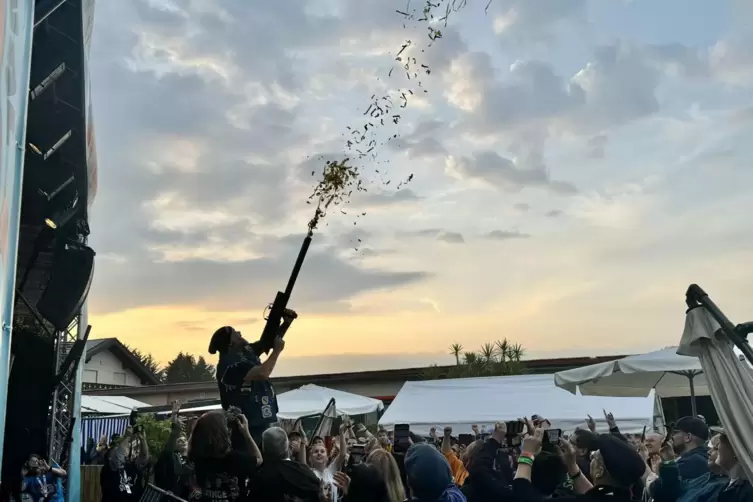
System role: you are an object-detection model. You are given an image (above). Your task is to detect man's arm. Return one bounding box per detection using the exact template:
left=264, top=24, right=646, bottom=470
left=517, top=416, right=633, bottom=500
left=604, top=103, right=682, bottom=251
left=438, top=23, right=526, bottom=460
left=243, top=346, right=283, bottom=383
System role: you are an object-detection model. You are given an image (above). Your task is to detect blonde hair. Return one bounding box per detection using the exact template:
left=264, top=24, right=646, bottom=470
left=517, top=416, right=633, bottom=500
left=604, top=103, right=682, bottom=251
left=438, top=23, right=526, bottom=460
left=366, top=448, right=406, bottom=502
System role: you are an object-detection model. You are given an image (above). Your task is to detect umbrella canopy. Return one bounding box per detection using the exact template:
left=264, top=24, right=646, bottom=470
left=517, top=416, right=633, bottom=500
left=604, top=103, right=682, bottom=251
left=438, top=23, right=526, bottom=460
left=554, top=347, right=707, bottom=399
left=679, top=301, right=753, bottom=481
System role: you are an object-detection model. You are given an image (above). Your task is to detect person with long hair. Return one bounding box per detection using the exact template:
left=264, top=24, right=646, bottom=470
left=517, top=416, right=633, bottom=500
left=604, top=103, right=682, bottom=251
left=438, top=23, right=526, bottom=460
left=188, top=410, right=261, bottom=502
left=366, top=448, right=406, bottom=502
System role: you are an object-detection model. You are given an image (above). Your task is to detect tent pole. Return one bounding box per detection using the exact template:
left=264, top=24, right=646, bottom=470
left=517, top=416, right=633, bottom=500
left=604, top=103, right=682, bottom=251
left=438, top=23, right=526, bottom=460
left=688, top=373, right=697, bottom=416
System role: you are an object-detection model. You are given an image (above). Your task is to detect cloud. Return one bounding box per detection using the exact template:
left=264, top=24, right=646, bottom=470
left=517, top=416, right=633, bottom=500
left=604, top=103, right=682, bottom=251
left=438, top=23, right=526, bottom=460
left=446, top=152, right=577, bottom=194
left=437, top=232, right=465, bottom=244
left=491, top=0, right=587, bottom=46
left=514, top=202, right=531, bottom=212
left=90, top=237, right=431, bottom=314
left=545, top=209, right=563, bottom=218
left=485, top=230, right=531, bottom=240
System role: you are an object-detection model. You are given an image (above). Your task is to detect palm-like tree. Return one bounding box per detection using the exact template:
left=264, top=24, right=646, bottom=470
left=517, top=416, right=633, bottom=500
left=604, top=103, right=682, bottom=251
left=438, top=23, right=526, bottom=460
left=495, top=339, right=509, bottom=362
left=480, top=342, right=495, bottom=362
left=449, top=343, right=464, bottom=365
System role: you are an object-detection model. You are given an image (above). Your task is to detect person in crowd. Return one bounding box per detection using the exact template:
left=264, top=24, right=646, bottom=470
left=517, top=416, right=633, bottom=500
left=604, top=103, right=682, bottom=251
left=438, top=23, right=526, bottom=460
left=570, top=429, right=599, bottom=481
left=289, top=423, right=308, bottom=464
left=555, top=434, right=645, bottom=502
left=530, top=449, right=569, bottom=498
left=249, top=426, right=323, bottom=501
left=20, top=455, right=67, bottom=502
left=651, top=433, right=723, bottom=502
left=377, top=428, right=393, bottom=452
left=644, top=433, right=664, bottom=473
left=405, top=443, right=466, bottom=501
left=335, top=463, right=391, bottom=502
left=653, top=428, right=752, bottom=502
left=209, top=325, right=287, bottom=447
left=99, top=427, right=149, bottom=502
left=432, top=426, right=469, bottom=486
left=366, top=447, right=406, bottom=502
left=187, top=409, right=262, bottom=502
left=155, top=401, right=193, bottom=498
left=310, top=422, right=348, bottom=502
left=649, top=416, right=709, bottom=499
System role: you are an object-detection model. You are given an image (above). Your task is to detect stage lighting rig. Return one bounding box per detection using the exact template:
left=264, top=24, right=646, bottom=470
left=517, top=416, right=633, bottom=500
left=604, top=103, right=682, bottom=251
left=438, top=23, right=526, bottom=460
left=37, top=175, right=80, bottom=231
left=27, top=130, right=72, bottom=161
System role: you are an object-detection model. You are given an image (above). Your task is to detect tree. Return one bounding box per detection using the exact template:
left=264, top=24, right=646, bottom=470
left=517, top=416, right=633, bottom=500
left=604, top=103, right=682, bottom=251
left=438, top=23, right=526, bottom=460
left=164, top=352, right=215, bottom=383
left=449, top=343, right=463, bottom=365
left=424, top=338, right=525, bottom=380
left=126, top=345, right=164, bottom=381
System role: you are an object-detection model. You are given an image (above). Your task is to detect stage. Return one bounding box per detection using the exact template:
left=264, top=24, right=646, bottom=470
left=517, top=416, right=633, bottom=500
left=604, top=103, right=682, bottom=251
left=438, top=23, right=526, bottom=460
left=0, top=1, right=97, bottom=500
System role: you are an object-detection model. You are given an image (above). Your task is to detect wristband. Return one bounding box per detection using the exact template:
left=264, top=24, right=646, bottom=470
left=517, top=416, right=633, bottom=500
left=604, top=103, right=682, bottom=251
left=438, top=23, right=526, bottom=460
left=661, top=459, right=676, bottom=466
left=569, top=469, right=582, bottom=479
left=519, top=452, right=535, bottom=460
left=517, top=456, right=534, bottom=467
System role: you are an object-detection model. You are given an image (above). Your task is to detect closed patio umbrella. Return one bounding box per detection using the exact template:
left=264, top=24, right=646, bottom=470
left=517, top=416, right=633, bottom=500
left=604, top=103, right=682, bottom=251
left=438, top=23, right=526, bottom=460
left=681, top=284, right=753, bottom=482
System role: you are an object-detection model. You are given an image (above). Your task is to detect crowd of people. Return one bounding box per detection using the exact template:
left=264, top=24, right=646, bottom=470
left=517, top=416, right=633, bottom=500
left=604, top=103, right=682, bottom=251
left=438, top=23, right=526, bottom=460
left=81, top=406, right=751, bottom=502
left=73, top=326, right=753, bottom=502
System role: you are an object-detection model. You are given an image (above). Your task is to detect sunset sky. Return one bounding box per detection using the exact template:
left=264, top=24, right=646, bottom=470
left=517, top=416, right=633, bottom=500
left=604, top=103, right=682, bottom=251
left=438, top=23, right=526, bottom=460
left=85, top=0, right=753, bottom=376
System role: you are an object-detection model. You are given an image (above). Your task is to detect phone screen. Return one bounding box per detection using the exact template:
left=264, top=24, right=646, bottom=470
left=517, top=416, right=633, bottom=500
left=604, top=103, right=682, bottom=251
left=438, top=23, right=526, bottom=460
left=394, top=424, right=411, bottom=453
left=544, top=429, right=562, bottom=444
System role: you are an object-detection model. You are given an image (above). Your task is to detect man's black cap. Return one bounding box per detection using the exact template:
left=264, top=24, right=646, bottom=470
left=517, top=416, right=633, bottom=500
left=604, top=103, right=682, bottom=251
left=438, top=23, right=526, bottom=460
left=675, top=416, right=709, bottom=441
left=596, top=434, right=646, bottom=487
left=209, top=326, right=233, bottom=354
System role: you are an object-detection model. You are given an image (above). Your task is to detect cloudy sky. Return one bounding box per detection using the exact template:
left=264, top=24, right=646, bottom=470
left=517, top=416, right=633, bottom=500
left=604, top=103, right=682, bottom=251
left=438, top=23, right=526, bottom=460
left=86, top=0, right=753, bottom=376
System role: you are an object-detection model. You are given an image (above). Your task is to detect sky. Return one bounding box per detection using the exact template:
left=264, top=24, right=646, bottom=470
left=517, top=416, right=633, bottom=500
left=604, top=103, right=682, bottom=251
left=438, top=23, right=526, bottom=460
left=85, top=0, right=753, bottom=376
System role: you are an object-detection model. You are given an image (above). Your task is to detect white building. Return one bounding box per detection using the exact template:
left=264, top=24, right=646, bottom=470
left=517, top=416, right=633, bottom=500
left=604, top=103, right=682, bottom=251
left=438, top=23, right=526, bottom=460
left=83, top=338, right=161, bottom=390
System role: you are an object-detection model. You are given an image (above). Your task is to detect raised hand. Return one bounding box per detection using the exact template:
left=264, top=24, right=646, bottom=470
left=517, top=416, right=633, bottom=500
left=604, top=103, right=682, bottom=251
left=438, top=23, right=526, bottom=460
left=586, top=415, right=597, bottom=432
left=603, top=409, right=616, bottom=429
left=522, top=428, right=544, bottom=456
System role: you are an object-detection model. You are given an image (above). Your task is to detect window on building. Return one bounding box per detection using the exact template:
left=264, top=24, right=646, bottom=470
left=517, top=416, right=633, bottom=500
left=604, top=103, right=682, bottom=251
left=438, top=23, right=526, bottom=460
left=83, top=369, right=98, bottom=383
left=112, top=372, right=127, bottom=385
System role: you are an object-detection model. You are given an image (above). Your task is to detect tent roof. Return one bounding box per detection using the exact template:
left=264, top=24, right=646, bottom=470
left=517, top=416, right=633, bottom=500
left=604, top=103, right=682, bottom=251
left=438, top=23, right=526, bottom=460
left=165, top=384, right=384, bottom=420
left=277, top=384, right=384, bottom=420
left=81, top=395, right=151, bottom=415
left=378, top=373, right=656, bottom=436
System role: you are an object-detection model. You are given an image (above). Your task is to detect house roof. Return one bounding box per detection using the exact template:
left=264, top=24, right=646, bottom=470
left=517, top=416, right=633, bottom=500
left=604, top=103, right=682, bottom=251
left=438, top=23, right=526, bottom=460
left=85, top=338, right=162, bottom=385
left=86, top=353, right=627, bottom=396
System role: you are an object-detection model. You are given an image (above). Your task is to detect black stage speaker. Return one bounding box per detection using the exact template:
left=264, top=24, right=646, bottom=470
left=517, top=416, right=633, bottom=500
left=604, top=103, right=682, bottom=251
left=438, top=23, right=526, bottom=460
left=37, top=243, right=95, bottom=330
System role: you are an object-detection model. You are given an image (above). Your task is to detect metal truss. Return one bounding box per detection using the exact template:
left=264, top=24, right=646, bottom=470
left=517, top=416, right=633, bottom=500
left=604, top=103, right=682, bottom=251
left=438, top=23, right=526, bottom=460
left=48, top=312, right=83, bottom=462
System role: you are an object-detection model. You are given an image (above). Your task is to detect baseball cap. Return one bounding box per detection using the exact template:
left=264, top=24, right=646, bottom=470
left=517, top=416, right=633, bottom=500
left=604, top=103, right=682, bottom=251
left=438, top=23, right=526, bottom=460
left=595, top=434, right=646, bottom=487
left=674, top=416, right=709, bottom=441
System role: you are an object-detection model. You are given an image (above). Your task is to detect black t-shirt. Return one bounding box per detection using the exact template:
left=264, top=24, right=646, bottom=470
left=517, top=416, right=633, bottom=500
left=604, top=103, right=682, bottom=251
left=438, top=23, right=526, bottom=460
left=189, top=451, right=258, bottom=502
left=100, top=457, right=142, bottom=502
left=217, top=349, right=278, bottom=427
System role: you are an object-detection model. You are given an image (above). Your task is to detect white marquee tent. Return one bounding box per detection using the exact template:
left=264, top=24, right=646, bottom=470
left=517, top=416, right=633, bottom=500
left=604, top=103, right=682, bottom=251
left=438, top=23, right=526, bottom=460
left=166, top=384, right=384, bottom=420
left=378, top=374, right=658, bottom=436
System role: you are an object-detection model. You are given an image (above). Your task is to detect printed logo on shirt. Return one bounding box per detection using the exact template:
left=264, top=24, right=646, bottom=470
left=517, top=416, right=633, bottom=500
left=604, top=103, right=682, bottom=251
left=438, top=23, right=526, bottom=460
left=261, top=405, right=273, bottom=418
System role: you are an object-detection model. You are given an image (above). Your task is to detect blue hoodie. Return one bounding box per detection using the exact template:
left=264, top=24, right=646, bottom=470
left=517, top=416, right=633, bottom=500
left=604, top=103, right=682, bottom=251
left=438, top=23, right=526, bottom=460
left=405, top=444, right=467, bottom=502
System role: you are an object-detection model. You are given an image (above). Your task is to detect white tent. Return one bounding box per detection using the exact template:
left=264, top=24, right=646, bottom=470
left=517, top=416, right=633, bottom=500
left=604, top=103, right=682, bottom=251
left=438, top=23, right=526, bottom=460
left=553, top=347, right=707, bottom=399
left=378, top=374, right=657, bottom=436
left=277, top=384, right=384, bottom=420
left=169, top=384, right=384, bottom=420
left=81, top=395, right=150, bottom=415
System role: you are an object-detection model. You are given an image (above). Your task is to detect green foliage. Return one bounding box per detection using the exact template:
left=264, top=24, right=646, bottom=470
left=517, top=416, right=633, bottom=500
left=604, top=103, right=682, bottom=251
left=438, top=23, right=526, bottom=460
left=135, top=413, right=174, bottom=459
left=424, top=338, right=526, bottom=380
left=126, top=345, right=165, bottom=381
left=164, top=352, right=215, bottom=383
